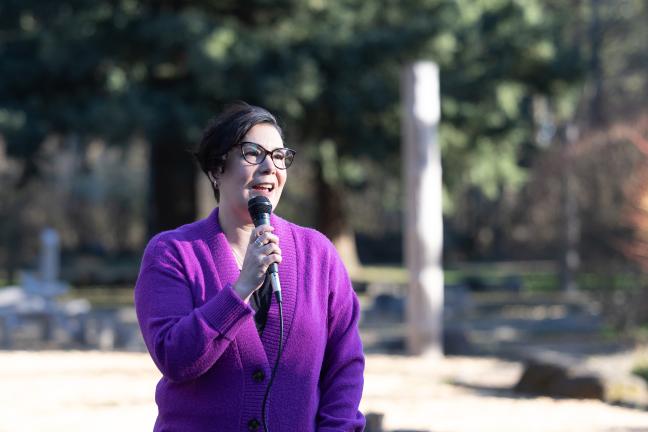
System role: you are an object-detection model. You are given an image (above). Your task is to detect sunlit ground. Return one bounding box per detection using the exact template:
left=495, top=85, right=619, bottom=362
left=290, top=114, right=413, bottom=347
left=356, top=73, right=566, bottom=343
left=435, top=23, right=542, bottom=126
left=2, top=350, right=648, bottom=431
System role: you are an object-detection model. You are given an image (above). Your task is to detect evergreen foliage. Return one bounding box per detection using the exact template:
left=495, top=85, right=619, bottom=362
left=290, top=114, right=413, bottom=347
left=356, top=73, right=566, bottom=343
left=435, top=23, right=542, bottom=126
left=1, top=0, right=641, bottom=260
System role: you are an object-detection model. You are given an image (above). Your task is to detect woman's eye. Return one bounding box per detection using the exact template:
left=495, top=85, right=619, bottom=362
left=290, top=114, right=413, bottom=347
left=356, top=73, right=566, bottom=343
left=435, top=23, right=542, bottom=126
left=244, top=148, right=261, bottom=157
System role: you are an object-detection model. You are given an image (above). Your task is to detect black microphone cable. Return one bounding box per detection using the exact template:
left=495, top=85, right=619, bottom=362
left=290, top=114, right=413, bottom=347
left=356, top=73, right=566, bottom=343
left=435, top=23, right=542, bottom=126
left=262, top=292, right=283, bottom=432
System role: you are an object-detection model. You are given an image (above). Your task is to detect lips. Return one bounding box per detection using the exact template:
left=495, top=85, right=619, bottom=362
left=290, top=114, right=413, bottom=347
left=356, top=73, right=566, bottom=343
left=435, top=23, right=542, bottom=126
left=251, top=183, right=275, bottom=192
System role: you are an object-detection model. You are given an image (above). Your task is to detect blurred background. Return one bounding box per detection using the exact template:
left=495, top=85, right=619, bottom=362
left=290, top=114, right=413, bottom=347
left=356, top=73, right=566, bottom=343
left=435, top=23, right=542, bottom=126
left=2, top=0, right=648, bottom=431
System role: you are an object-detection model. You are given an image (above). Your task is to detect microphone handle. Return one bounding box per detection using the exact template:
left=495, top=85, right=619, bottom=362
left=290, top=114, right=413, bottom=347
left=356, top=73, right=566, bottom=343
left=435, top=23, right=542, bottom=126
left=252, top=213, right=282, bottom=303
left=253, top=214, right=279, bottom=275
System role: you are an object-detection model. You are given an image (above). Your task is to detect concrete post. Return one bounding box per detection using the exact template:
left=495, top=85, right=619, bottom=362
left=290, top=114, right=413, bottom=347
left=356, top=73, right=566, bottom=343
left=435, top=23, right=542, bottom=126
left=401, top=61, right=444, bottom=356
left=40, top=228, right=60, bottom=283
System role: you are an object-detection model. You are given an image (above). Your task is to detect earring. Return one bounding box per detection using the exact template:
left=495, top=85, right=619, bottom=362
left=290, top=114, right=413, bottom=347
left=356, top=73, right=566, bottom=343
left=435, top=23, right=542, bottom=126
left=208, top=173, right=219, bottom=188
left=208, top=172, right=216, bottom=183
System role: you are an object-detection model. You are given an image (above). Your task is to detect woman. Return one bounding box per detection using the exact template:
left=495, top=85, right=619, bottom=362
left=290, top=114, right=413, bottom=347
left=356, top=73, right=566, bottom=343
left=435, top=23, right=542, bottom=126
left=134, top=102, right=365, bottom=431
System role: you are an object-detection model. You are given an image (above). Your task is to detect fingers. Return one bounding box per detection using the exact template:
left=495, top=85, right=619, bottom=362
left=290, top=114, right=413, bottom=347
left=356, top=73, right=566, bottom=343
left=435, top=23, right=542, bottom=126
left=255, top=233, right=279, bottom=248
left=262, top=253, right=282, bottom=267
left=250, top=224, right=274, bottom=240
left=246, top=224, right=282, bottom=269
left=260, top=242, right=281, bottom=257
left=236, top=226, right=282, bottom=300
left=250, top=225, right=279, bottom=248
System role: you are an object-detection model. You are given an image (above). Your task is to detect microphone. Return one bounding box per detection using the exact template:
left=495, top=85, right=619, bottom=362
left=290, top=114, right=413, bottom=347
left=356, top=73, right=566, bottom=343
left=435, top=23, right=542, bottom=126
left=248, top=196, right=282, bottom=303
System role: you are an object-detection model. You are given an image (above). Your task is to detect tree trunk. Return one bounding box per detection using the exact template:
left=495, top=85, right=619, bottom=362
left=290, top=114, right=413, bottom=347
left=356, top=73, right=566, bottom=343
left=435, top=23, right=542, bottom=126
left=560, top=124, right=581, bottom=292
left=314, top=159, right=361, bottom=275
left=147, top=132, right=196, bottom=238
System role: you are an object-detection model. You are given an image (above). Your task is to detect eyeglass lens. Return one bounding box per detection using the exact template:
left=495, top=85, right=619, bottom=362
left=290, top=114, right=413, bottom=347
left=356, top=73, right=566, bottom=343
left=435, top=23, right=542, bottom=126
left=241, top=142, right=295, bottom=169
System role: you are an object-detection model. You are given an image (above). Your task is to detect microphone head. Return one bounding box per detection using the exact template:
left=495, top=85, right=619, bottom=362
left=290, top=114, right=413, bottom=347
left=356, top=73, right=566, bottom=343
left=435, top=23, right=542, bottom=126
left=248, top=196, right=273, bottom=221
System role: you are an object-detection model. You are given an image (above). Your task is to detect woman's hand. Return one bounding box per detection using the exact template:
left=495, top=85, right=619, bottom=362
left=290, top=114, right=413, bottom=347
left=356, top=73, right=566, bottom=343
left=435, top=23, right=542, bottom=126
left=234, top=225, right=282, bottom=301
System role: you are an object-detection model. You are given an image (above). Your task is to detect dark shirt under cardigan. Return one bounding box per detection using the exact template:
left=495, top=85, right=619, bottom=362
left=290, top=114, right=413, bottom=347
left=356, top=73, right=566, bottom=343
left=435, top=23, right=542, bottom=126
left=251, top=275, right=272, bottom=335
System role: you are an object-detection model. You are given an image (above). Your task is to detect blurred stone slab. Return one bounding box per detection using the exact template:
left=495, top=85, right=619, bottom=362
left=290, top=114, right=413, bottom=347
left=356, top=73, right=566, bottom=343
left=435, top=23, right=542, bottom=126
left=0, top=286, right=91, bottom=348
left=364, top=411, right=430, bottom=432
left=0, top=286, right=145, bottom=351
left=514, top=353, right=648, bottom=408
left=514, top=358, right=604, bottom=399
left=80, top=307, right=145, bottom=351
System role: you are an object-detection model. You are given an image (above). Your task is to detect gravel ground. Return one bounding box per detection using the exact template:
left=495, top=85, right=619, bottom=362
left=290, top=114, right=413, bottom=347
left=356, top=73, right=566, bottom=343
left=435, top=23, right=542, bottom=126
left=1, top=350, right=648, bottom=432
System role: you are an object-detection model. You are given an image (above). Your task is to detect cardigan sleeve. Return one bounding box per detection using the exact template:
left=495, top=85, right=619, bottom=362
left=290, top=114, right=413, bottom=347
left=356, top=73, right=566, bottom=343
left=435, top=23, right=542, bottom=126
left=316, top=250, right=366, bottom=431
left=134, top=237, right=253, bottom=383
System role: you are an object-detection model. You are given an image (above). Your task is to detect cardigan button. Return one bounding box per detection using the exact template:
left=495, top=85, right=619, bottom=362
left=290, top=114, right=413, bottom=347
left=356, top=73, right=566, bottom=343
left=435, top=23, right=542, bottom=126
left=247, top=418, right=260, bottom=431
left=252, top=370, right=265, bottom=382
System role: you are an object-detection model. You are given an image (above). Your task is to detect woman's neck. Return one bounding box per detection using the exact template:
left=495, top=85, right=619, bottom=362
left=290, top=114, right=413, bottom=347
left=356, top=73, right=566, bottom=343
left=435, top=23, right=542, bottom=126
left=218, top=204, right=254, bottom=250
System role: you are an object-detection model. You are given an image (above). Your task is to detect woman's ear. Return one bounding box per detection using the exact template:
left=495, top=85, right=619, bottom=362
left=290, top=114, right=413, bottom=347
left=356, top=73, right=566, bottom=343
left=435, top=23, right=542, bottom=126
left=208, top=171, right=219, bottom=187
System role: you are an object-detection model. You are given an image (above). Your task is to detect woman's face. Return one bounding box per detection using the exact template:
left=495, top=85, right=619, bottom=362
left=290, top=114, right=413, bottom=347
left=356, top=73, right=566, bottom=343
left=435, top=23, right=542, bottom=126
left=216, top=123, right=287, bottom=221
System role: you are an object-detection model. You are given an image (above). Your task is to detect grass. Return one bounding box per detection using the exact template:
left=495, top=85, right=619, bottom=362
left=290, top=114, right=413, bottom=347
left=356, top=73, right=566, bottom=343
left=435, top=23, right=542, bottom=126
left=4, top=261, right=645, bottom=307
left=632, top=362, right=648, bottom=384
left=351, top=265, right=408, bottom=285
left=351, top=262, right=648, bottom=301
left=352, top=261, right=560, bottom=290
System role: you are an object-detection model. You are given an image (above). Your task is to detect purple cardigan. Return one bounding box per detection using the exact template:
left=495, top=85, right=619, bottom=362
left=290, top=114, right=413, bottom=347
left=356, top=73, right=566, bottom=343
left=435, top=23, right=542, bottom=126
left=134, top=208, right=365, bottom=431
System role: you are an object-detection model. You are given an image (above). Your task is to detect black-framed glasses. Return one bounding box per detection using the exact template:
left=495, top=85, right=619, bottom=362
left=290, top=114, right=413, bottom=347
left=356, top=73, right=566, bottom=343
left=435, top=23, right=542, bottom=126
left=239, top=141, right=296, bottom=170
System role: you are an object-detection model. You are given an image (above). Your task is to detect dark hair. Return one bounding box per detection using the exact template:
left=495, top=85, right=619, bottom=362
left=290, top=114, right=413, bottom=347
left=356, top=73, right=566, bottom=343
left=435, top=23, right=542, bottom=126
left=194, top=101, right=283, bottom=201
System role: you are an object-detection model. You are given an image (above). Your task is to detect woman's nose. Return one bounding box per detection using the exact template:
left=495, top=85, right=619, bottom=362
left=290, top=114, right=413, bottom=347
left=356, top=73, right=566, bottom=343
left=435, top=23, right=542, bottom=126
left=260, top=154, right=276, bottom=173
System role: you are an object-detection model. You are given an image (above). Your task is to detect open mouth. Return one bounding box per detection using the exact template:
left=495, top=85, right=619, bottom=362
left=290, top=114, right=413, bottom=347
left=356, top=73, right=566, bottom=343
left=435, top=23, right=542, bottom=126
left=251, top=184, right=275, bottom=193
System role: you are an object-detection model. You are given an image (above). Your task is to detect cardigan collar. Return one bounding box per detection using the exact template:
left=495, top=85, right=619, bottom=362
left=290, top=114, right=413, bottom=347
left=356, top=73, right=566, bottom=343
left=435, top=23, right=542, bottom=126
left=206, top=206, right=298, bottom=367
